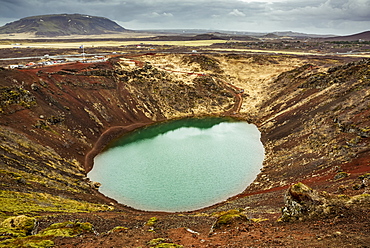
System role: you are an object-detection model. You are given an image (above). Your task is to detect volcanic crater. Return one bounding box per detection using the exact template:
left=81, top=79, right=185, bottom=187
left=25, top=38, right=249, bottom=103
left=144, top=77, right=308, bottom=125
left=0, top=53, right=369, bottom=247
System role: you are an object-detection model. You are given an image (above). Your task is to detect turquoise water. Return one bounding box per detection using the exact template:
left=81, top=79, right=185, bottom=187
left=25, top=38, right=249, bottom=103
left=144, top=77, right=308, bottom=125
left=88, top=118, right=264, bottom=212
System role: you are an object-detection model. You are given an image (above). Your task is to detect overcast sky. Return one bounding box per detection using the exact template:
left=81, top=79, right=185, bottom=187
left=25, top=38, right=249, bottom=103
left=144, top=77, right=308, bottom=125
left=0, top=0, right=369, bottom=35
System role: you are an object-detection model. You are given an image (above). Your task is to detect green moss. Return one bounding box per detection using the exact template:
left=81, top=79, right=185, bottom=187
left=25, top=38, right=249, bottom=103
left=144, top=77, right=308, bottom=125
left=213, top=209, right=248, bottom=228
left=148, top=238, right=183, bottom=248
left=145, top=217, right=158, bottom=226
left=106, top=226, right=128, bottom=234
left=148, top=238, right=167, bottom=246
left=0, top=86, right=36, bottom=110
left=0, top=215, right=36, bottom=238
left=40, top=221, right=94, bottom=237
left=0, top=236, right=54, bottom=248
left=23, top=239, right=54, bottom=248
left=0, top=220, right=93, bottom=247
left=41, top=228, right=73, bottom=237
left=217, top=210, right=244, bottom=225
left=250, top=218, right=269, bottom=223
left=0, top=212, right=9, bottom=222
left=290, top=182, right=313, bottom=194
left=0, top=190, right=113, bottom=215
left=153, top=243, right=183, bottom=248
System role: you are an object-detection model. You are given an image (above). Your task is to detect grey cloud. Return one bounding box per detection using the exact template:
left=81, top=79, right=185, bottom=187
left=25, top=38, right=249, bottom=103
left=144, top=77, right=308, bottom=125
left=0, top=0, right=369, bottom=34
left=228, top=9, right=246, bottom=17
left=266, top=0, right=370, bottom=33
left=271, top=0, right=370, bottom=21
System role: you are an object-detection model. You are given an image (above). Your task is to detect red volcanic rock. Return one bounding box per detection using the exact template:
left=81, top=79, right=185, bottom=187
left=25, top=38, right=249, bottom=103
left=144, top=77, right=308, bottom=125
left=0, top=54, right=369, bottom=247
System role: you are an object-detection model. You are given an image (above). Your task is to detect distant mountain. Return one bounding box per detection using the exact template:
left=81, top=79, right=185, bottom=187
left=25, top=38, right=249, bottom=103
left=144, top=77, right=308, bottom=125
left=139, top=29, right=269, bottom=36
left=323, top=31, right=370, bottom=41
left=138, top=29, right=334, bottom=39
left=0, top=14, right=127, bottom=37
left=137, top=33, right=257, bottom=42
left=261, top=33, right=281, bottom=38
left=271, top=31, right=333, bottom=38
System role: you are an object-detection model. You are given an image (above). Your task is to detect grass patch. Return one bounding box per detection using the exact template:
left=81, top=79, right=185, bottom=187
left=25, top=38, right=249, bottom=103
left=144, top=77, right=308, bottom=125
left=145, top=217, right=158, bottom=226
left=0, top=219, right=94, bottom=248
left=40, top=221, right=94, bottom=237
left=211, top=209, right=249, bottom=229
left=148, top=238, right=183, bottom=248
left=0, top=215, right=36, bottom=238
left=0, top=236, right=54, bottom=248
left=0, top=190, right=113, bottom=217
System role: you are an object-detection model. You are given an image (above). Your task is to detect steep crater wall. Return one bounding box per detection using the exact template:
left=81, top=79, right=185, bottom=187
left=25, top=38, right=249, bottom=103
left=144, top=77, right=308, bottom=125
left=0, top=57, right=236, bottom=208
left=0, top=54, right=369, bottom=212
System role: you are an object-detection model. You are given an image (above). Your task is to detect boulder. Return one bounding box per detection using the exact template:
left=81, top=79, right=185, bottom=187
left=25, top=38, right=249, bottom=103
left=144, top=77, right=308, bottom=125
left=281, top=183, right=329, bottom=221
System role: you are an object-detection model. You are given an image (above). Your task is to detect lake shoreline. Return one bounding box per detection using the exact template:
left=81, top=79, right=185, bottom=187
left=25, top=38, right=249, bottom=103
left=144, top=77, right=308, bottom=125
left=87, top=119, right=264, bottom=212
left=84, top=122, right=153, bottom=173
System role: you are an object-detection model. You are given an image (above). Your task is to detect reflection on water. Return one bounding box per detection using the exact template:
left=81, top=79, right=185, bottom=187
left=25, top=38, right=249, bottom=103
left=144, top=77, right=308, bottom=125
left=88, top=118, right=264, bottom=212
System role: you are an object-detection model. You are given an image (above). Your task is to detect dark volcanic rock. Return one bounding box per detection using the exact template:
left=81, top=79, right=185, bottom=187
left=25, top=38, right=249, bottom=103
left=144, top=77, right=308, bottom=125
left=281, top=182, right=370, bottom=222
left=281, top=183, right=329, bottom=221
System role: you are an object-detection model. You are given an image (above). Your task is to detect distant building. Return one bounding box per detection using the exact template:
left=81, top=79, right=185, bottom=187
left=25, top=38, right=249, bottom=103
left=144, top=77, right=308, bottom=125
left=26, top=62, right=35, bottom=67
